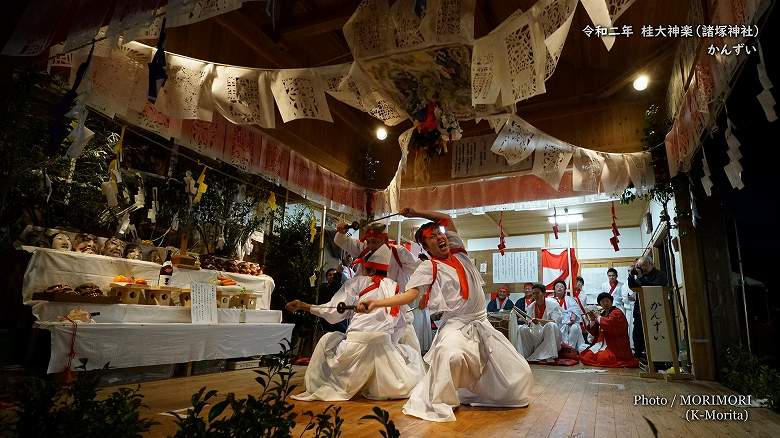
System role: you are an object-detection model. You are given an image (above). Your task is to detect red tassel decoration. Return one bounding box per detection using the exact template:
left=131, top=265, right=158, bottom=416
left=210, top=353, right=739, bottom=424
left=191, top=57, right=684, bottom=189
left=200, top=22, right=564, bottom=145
left=610, top=201, right=620, bottom=251
left=498, top=211, right=506, bottom=255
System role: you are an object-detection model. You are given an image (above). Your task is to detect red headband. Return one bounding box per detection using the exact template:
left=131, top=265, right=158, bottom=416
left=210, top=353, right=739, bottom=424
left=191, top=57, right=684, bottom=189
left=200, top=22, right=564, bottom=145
left=360, top=230, right=388, bottom=242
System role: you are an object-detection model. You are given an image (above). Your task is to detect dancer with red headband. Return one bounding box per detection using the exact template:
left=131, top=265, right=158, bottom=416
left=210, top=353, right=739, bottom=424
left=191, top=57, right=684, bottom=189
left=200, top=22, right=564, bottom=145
left=285, top=248, right=424, bottom=402
left=357, top=207, right=532, bottom=422
left=335, top=221, right=431, bottom=352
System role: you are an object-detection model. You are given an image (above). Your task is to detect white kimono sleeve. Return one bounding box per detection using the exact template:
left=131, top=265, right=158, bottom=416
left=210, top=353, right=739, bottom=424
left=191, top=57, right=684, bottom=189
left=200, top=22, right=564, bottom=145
left=334, top=232, right=365, bottom=258
left=396, top=244, right=420, bottom=279
left=310, top=280, right=358, bottom=324
left=406, top=261, right=450, bottom=313
left=548, top=300, right=563, bottom=325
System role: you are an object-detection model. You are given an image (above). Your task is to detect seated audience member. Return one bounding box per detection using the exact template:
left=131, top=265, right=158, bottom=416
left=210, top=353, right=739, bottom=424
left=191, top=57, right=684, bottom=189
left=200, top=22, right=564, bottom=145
left=580, top=292, right=639, bottom=368
left=286, top=249, right=424, bottom=401
left=487, top=284, right=515, bottom=312
left=600, top=267, right=633, bottom=347
left=552, top=280, right=586, bottom=352
left=515, top=284, right=562, bottom=362
left=573, top=276, right=585, bottom=299
left=600, top=268, right=625, bottom=308
left=517, top=282, right=534, bottom=313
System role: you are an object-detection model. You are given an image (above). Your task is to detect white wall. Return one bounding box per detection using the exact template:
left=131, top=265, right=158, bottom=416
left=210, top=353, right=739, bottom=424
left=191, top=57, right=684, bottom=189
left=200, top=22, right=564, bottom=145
left=467, top=234, right=545, bottom=251
left=466, top=227, right=643, bottom=260
left=576, top=227, right=644, bottom=259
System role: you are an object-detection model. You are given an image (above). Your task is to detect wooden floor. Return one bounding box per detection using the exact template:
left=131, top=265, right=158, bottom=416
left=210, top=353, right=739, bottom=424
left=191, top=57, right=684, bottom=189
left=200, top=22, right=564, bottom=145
left=110, top=364, right=780, bottom=437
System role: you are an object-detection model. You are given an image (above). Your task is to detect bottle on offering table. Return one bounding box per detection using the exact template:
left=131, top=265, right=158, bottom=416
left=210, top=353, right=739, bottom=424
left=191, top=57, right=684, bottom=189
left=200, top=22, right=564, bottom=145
left=159, top=250, right=173, bottom=287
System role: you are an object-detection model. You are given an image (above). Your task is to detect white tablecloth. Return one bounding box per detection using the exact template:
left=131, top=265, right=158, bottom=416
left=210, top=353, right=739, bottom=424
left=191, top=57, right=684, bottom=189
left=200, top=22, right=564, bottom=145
left=36, top=322, right=294, bottom=374
left=30, top=301, right=282, bottom=324
left=22, top=247, right=274, bottom=309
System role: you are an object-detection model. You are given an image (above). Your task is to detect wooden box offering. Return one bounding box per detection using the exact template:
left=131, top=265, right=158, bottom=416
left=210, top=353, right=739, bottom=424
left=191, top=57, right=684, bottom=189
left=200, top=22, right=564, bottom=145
left=179, top=289, right=192, bottom=307
left=145, top=287, right=178, bottom=306
left=217, top=291, right=231, bottom=308
left=228, top=293, right=257, bottom=310
left=109, top=284, right=146, bottom=304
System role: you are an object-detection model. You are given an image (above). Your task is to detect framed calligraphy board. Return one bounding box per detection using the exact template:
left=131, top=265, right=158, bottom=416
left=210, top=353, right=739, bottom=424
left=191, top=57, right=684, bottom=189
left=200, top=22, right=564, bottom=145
left=637, top=286, right=689, bottom=380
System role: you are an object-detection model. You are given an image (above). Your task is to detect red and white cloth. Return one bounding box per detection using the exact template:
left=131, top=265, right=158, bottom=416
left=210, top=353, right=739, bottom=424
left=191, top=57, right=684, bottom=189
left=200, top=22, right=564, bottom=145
left=541, top=248, right=579, bottom=290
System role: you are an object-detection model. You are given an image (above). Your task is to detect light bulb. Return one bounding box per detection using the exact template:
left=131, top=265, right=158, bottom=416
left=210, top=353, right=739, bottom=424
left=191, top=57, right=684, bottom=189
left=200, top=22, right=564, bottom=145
left=376, top=127, right=388, bottom=140
left=633, top=75, right=649, bottom=91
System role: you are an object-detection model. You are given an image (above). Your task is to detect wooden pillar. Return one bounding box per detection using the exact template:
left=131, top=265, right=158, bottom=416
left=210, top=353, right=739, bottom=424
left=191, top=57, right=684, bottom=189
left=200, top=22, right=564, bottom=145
left=697, top=190, right=745, bottom=372
left=674, top=181, right=716, bottom=380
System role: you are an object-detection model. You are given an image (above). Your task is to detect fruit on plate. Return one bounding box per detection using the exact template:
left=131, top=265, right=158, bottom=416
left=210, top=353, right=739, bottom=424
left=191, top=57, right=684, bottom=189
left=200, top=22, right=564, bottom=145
left=134, top=277, right=147, bottom=285
left=113, top=275, right=131, bottom=283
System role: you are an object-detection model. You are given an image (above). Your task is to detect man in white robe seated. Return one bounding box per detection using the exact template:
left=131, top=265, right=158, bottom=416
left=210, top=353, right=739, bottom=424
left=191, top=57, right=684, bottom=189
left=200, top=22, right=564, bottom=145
left=335, top=221, right=425, bottom=352
left=285, top=249, right=425, bottom=402
left=358, top=208, right=533, bottom=422
left=552, top=280, right=587, bottom=352
left=516, top=284, right=562, bottom=362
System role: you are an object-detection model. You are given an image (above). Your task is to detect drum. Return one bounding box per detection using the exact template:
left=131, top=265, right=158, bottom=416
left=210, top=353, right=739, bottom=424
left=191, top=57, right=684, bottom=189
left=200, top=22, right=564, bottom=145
left=488, top=313, right=510, bottom=340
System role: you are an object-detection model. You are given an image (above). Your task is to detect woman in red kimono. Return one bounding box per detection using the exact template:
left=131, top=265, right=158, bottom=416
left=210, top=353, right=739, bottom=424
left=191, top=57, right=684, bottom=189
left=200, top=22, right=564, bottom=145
left=580, top=292, right=639, bottom=368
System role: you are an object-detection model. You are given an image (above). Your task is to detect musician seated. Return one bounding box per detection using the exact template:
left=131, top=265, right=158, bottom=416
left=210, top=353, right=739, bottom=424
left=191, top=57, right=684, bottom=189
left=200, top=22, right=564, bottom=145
left=552, top=280, right=586, bottom=353
left=487, top=284, right=515, bottom=312
left=285, top=250, right=425, bottom=401
left=579, top=293, right=639, bottom=368
left=514, top=283, right=563, bottom=362
left=516, top=282, right=535, bottom=315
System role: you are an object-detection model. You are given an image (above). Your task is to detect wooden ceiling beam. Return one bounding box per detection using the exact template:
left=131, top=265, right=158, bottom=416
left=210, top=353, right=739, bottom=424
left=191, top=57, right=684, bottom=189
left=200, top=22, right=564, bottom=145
left=280, top=15, right=350, bottom=42
left=214, top=12, right=376, bottom=146
left=517, top=40, right=676, bottom=118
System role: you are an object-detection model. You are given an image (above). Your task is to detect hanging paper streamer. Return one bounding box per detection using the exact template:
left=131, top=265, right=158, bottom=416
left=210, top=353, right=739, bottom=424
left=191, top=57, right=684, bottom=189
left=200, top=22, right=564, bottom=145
left=531, top=136, right=573, bottom=190
left=216, top=226, right=226, bottom=250
left=101, top=178, right=118, bottom=208
left=552, top=206, right=559, bottom=240
left=580, top=0, right=616, bottom=51
left=572, top=148, right=605, bottom=193
left=310, top=214, right=317, bottom=243
left=65, top=109, right=95, bottom=158
left=112, top=127, right=125, bottom=163
left=267, top=192, right=278, bottom=210
left=148, top=187, right=158, bottom=223
left=498, top=211, right=506, bottom=255
left=147, top=18, right=167, bottom=103
left=701, top=150, right=714, bottom=197
left=193, top=166, right=208, bottom=204
left=723, top=114, right=745, bottom=190
left=44, top=172, right=53, bottom=203
left=755, top=42, right=777, bottom=122
left=600, top=153, right=631, bottom=195
left=609, top=201, right=620, bottom=251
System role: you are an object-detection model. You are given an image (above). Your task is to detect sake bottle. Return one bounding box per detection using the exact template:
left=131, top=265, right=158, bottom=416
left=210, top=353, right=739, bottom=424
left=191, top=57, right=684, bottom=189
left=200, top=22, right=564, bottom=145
left=158, top=250, right=173, bottom=287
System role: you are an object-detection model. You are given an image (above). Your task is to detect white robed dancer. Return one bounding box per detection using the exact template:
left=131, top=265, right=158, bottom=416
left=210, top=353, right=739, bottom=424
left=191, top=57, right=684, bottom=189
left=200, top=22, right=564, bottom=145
left=552, top=280, right=587, bottom=352
left=335, top=221, right=430, bottom=352
left=516, top=285, right=563, bottom=362
left=600, top=267, right=633, bottom=348
left=286, top=250, right=424, bottom=401
left=358, top=208, right=532, bottom=422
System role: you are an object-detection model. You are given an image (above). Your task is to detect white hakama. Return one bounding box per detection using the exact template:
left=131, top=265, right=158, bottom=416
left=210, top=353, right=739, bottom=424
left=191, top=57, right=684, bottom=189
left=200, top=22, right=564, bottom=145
left=292, top=276, right=425, bottom=401
left=411, top=298, right=433, bottom=352
left=515, top=298, right=563, bottom=361
left=334, top=232, right=429, bottom=352
left=558, top=295, right=586, bottom=353
left=402, top=231, right=532, bottom=422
